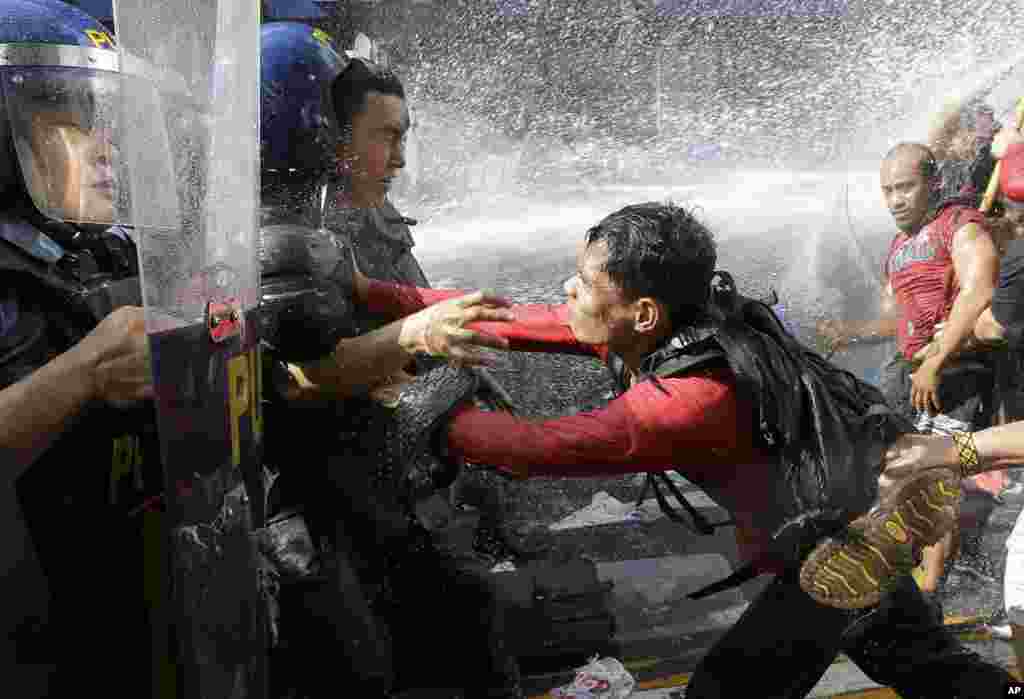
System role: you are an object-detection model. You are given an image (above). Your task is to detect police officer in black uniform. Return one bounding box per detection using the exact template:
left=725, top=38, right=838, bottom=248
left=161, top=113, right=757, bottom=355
left=0, top=2, right=164, bottom=696
left=257, top=23, right=521, bottom=698
left=319, top=54, right=526, bottom=699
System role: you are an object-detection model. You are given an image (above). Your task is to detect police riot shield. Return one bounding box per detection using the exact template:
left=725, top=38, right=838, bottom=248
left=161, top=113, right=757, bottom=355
left=112, top=1, right=264, bottom=697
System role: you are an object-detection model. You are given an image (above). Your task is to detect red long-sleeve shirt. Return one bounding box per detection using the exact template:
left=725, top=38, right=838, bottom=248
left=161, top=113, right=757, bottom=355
left=365, top=279, right=781, bottom=572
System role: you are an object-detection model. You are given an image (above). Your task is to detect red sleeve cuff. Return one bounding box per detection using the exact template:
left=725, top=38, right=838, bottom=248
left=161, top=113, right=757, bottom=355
left=364, top=279, right=466, bottom=318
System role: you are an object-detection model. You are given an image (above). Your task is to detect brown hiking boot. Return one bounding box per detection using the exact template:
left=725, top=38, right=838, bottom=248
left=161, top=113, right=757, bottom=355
left=800, top=468, right=961, bottom=609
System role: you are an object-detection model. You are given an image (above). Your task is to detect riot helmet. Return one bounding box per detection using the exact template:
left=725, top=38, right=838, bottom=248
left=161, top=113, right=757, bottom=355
left=260, top=22, right=347, bottom=178
left=0, top=0, right=129, bottom=228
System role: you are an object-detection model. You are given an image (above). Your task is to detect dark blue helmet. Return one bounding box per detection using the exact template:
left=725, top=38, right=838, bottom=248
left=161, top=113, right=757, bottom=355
left=0, top=0, right=121, bottom=224
left=261, top=22, right=348, bottom=176
left=0, top=0, right=114, bottom=47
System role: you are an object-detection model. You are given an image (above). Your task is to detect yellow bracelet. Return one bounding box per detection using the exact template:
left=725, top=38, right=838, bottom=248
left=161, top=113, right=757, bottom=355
left=951, top=431, right=981, bottom=479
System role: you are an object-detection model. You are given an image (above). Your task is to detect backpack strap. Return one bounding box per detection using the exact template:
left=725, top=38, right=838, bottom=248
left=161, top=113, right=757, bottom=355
left=639, top=338, right=734, bottom=535
left=651, top=349, right=726, bottom=379
left=687, top=562, right=759, bottom=600
left=645, top=472, right=734, bottom=536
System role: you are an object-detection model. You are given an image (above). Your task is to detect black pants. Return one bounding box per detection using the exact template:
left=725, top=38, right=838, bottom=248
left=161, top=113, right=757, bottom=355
left=278, top=542, right=519, bottom=697
left=276, top=548, right=394, bottom=697
left=277, top=448, right=520, bottom=697
left=686, top=572, right=1012, bottom=698
left=387, top=549, right=521, bottom=696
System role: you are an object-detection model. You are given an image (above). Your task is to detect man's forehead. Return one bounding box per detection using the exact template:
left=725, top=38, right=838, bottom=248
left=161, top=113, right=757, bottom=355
left=362, top=92, right=409, bottom=130
left=880, top=156, right=922, bottom=184
left=577, top=239, right=609, bottom=269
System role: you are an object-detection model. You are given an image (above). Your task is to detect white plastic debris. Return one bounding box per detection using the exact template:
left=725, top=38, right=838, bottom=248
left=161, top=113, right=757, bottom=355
left=548, top=488, right=720, bottom=531
left=988, top=624, right=1013, bottom=641
left=548, top=492, right=642, bottom=531
left=550, top=655, right=636, bottom=698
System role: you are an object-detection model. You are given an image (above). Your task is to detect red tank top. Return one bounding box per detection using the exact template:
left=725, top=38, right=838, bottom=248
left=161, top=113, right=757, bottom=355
left=884, top=205, right=987, bottom=360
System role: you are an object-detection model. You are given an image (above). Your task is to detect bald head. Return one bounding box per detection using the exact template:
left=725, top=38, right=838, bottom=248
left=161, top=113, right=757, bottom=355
left=880, top=142, right=936, bottom=234
left=883, top=142, right=937, bottom=180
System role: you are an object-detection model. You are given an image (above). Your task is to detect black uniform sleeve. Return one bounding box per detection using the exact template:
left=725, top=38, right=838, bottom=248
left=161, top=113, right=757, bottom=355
left=259, top=225, right=358, bottom=363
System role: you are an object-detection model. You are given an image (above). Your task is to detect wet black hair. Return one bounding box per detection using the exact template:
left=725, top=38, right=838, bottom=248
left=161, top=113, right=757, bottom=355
left=584, top=202, right=717, bottom=329
left=329, top=58, right=405, bottom=143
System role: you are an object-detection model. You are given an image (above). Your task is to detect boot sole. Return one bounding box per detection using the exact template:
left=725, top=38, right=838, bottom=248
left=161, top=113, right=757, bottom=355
left=799, top=468, right=961, bottom=610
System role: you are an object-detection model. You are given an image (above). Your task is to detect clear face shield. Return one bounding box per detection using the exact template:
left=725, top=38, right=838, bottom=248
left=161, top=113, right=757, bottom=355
left=2, top=66, right=124, bottom=225
left=0, top=47, right=182, bottom=232
left=0, top=46, right=177, bottom=229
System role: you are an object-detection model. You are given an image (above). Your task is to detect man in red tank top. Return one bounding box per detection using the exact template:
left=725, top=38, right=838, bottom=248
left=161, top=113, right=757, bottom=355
left=821, top=143, right=1000, bottom=614
left=823, top=144, right=998, bottom=422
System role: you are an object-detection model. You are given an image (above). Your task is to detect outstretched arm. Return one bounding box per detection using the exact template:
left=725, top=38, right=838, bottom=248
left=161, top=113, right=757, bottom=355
left=817, top=283, right=899, bottom=352
left=884, top=420, right=1024, bottom=484
left=445, top=369, right=750, bottom=481
left=293, top=291, right=514, bottom=400
left=361, top=276, right=603, bottom=358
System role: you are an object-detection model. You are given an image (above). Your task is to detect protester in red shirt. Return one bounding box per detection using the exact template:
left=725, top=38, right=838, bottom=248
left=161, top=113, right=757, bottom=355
left=356, top=202, right=1009, bottom=697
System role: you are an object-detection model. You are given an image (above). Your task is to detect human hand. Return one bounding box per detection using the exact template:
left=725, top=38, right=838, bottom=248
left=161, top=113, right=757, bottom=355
left=398, top=290, right=515, bottom=365
left=910, top=355, right=943, bottom=414
left=816, top=319, right=852, bottom=355
left=879, top=433, right=957, bottom=496
left=77, top=306, right=153, bottom=406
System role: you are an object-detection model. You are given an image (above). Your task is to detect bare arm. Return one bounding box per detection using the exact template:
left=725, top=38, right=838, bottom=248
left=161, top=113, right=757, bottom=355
left=908, top=223, right=999, bottom=413
left=295, top=290, right=513, bottom=401
left=974, top=307, right=1006, bottom=343
left=294, top=317, right=419, bottom=400
left=850, top=284, right=900, bottom=339
left=0, top=344, right=96, bottom=476
left=884, top=421, right=1024, bottom=485
left=932, top=223, right=999, bottom=367
left=971, top=423, right=1024, bottom=470
left=818, top=284, right=898, bottom=349
left=0, top=306, right=150, bottom=477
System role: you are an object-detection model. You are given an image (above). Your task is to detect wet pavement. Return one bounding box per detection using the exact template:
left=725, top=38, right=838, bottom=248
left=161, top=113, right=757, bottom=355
left=513, top=486, right=1024, bottom=697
